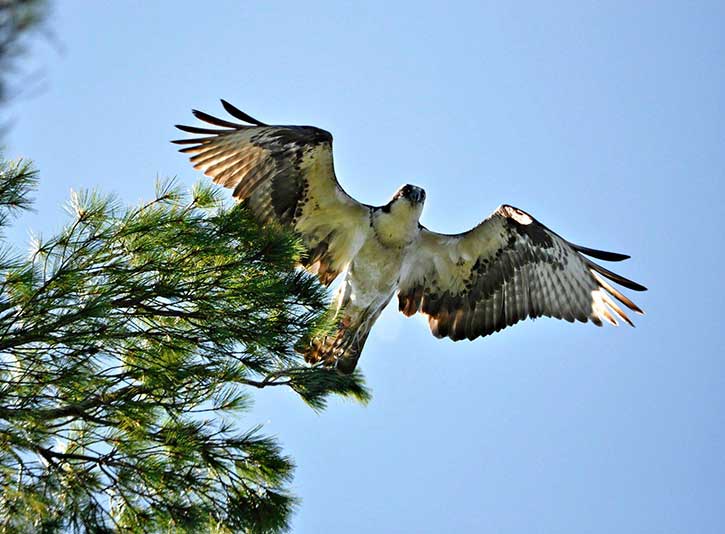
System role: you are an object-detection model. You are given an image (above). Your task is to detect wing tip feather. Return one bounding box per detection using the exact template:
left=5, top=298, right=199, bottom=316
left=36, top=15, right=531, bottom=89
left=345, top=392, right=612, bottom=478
left=586, top=259, right=647, bottom=292
left=571, top=243, right=631, bottom=262
left=220, top=99, right=268, bottom=126
left=192, top=108, right=245, bottom=129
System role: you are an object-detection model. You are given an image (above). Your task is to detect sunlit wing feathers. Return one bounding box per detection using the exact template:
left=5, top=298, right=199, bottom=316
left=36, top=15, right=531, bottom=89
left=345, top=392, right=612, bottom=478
left=173, top=100, right=370, bottom=284
left=398, top=204, right=646, bottom=341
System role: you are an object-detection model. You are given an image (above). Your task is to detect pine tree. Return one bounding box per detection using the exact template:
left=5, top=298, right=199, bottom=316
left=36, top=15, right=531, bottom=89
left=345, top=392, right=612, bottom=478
left=0, top=0, right=48, bottom=108
left=0, top=156, right=369, bottom=533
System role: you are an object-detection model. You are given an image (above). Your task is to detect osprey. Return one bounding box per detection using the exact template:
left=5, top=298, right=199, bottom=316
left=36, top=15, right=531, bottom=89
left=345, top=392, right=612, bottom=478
left=174, top=101, right=646, bottom=373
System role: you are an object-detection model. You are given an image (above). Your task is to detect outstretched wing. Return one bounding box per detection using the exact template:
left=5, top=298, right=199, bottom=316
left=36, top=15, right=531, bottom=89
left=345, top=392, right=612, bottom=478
left=398, top=205, right=646, bottom=340
left=173, top=100, right=370, bottom=284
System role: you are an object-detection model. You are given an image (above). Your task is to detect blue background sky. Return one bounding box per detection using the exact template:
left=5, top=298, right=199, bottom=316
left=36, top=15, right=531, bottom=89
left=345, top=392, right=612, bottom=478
left=5, top=1, right=724, bottom=532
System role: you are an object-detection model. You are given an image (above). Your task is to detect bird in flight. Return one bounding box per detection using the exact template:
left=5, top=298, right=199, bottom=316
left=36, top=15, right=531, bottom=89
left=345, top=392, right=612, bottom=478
left=173, top=101, right=646, bottom=373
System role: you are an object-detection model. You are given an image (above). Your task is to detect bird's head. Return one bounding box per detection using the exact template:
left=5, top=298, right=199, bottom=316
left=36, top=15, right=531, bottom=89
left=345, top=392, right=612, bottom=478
left=391, top=184, right=426, bottom=206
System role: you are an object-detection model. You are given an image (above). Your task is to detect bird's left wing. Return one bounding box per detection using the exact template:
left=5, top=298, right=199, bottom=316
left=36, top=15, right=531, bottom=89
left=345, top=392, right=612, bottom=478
left=173, top=100, right=370, bottom=284
left=398, top=205, right=646, bottom=341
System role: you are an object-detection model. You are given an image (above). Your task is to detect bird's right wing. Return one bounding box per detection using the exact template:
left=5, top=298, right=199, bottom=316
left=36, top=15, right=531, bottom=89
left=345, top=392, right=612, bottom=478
left=173, top=100, right=370, bottom=284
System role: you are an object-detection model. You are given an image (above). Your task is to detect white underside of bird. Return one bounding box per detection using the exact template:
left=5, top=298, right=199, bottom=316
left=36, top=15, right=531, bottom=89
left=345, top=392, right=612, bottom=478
left=313, top=198, right=424, bottom=372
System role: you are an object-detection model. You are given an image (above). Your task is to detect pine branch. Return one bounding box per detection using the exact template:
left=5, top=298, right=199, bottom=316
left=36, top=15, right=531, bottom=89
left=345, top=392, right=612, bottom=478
left=0, top=161, right=369, bottom=532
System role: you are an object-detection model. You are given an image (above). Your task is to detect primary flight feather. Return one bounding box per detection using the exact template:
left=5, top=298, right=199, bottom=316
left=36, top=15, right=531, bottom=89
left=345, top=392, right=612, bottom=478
left=173, top=101, right=646, bottom=373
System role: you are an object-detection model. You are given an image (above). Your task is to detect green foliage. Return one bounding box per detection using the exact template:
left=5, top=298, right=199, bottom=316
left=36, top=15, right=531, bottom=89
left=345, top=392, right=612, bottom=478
left=0, top=0, right=48, bottom=106
left=0, top=157, right=369, bottom=533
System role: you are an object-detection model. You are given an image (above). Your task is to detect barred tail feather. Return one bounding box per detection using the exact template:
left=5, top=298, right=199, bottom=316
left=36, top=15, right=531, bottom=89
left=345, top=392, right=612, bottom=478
left=302, top=313, right=375, bottom=374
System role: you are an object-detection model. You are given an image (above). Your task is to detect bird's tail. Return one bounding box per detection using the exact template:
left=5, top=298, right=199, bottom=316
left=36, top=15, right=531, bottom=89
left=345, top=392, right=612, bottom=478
left=301, top=311, right=375, bottom=374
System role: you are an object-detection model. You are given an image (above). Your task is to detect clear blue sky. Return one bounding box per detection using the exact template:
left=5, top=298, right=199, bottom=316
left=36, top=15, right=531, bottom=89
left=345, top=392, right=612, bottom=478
left=5, top=1, right=724, bottom=532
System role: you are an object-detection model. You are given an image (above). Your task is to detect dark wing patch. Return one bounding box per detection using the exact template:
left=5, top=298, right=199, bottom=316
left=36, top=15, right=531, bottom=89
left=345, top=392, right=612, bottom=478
left=398, top=204, right=646, bottom=341
left=173, top=101, right=369, bottom=284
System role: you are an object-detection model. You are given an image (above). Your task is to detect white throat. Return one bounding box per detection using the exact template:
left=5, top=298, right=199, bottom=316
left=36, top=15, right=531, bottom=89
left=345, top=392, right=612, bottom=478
left=372, top=201, right=422, bottom=247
